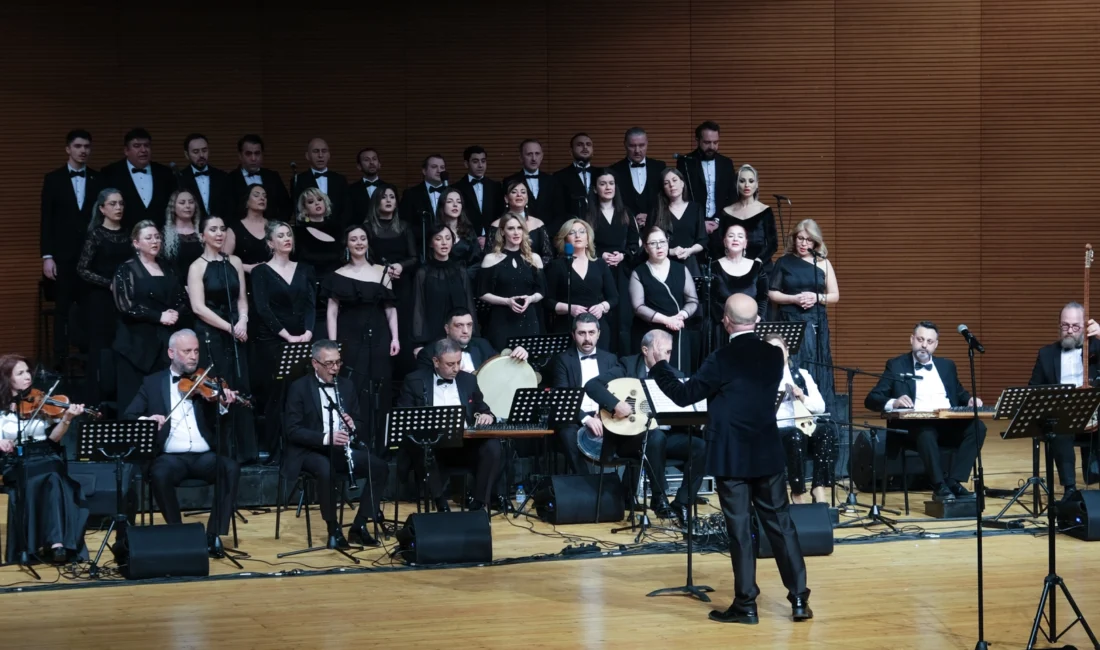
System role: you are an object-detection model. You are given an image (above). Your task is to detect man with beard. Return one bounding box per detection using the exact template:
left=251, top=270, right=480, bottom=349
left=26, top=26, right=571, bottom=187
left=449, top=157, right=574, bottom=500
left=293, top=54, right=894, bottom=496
left=414, top=308, right=527, bottom=370
left=348, top=148, right=392, bottom=224
left=864, top=321, right=987, bottom=502
left=227, top=134, right=292, bottom=221
left=554, top=133, right=600, bottom=220
left=608, top=127, right=665, bottom=229
left=1028, top=302, right=1100, bottom=495
left=503, top=139, right=564, bottom=232
left=177, top=133, right=232, bottom=219
left=676, top=121, right=734, bottom=235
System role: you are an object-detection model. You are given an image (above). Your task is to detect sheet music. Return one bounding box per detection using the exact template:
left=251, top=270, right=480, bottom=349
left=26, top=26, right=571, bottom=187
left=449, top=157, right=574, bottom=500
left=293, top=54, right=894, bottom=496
left=644, top=379, right=707, bottom=413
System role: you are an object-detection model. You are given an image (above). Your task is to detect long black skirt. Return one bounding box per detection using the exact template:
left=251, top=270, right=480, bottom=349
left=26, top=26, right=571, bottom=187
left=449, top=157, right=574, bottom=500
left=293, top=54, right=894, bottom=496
left=4, top=454, right=89, bottom=563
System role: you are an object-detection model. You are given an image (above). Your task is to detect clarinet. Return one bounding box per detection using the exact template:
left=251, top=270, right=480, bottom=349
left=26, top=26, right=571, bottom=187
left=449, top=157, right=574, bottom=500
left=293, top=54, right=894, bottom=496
left=331, top=381, right=355, bottom=475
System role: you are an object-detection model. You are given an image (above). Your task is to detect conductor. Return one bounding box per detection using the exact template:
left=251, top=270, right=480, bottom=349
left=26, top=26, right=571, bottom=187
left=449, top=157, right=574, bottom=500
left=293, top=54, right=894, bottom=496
left=649, top=293, right=811, bottom=624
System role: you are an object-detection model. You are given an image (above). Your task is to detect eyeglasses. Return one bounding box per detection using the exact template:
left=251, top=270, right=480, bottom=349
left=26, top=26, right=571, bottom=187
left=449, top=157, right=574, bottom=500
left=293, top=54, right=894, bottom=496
left=646, top=240, right=668, bottom=248
left=314, top=359, right=343, bottom=369
left=1060, top=323, right=1083, bottom=332
left=795, top=236, right=814, bottom=244
left=567, top=230, right=585, bottom=237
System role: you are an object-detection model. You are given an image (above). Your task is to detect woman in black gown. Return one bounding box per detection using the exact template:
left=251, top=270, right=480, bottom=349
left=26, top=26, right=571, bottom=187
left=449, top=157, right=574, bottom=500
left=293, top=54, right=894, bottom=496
left=651, top=168, right=707, bottom=276
left=188, top=215, right=256, bottom=463
left=487, top=180, right=554, bottom=267
left=708, top=222, right=768, bottom=351
left=435, top=187, right=483, bottom=274
left=545, top=218, right=618, bottom=349
left=225, top=183, right=271, bottom=274
left=714, top=164, right=779, bottom=272
left=586, top=171, right=641, bottom=355
left=161, top=189, right=204, bottom=295
left=0, top=355, right=89, bottom=564
left=768, top=218, right=840, bottom=411
left=251, top=221, right=315, bottom=457
left=292, top=187, right=344, bottom=339
left=479, top=214, right=546, bottom=351
left=411, top=223, right=478, bottom=354
left=629, top=225, right=700, bottom=372
left=113, top=220, right=190, bottom=411
left=323, top=225, right=399, bottom=435
left=77, top=188, right=132, bottom=407
left=364, top=185, right=418, bottom=374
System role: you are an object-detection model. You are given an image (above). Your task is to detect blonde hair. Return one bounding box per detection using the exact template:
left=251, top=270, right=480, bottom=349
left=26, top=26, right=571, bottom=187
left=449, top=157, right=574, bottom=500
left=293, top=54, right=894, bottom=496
left=492, top=214, right=536, bottom=266
left=162, top=189, right=203, bottom=260
left=554, top=218, right=597, bottom=261
left=785, top=218, right=828, bottom=259
left=296, top=187, right=333, bottom=222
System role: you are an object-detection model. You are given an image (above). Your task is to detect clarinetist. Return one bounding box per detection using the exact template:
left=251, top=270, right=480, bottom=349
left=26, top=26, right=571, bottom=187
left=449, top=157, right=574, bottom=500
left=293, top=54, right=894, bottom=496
left=284, top=339, right=389, bottom=549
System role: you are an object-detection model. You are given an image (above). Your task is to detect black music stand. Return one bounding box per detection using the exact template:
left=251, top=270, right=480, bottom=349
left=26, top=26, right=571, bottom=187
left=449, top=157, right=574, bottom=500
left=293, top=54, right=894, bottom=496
left=1000, top=387, right=1100, bottom=649
left=507, top=334, right=570, bottom=369
left=386, top=406, right=466, bottom=514
left=754, top=321, right=806, bottom=356
left=509, top=387, right=585, bottom=519
left=642, top=378, right=713, bottom=603
left=262, top=343, right=316, bottom=467
left=78, top=420, right=157, bottom=578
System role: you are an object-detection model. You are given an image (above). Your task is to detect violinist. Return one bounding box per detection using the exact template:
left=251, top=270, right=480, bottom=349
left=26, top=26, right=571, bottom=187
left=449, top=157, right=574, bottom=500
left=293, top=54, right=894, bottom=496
left=0, top=354, right=90, bottom=564
left=124, top=329, right=241, bottom=557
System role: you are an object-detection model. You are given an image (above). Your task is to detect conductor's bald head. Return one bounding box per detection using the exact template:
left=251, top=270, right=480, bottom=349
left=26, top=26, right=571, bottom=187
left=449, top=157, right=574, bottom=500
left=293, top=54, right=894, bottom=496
left=722, top=294, right=760, bottom=334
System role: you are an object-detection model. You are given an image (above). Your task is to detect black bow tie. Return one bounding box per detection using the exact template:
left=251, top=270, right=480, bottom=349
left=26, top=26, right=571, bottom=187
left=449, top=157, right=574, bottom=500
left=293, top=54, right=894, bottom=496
left=436, top=378, right=454, bottom=386
left=313, top=170, right=329, bottom=178
left=429, top=186, right=444, bottom=194
left=915, top=363, right=933, bottom=372
left=319, top=380, right=335, bottom=389
left=131, top=167, right=148, bottom=174
left=629, top=161, right=646, bottom=168
left=363, top=179, right=377, bottom=187
left=68, top=169, right=86, bottom=178
left=193, top=168, right=210, bottom=177
left=580, top=354, right=597, bottom=361
left=524, top=173, right=539, bottom=179
left=469, top=177, right=483, bottom=185
left=171, top=374, right=183, bottom=384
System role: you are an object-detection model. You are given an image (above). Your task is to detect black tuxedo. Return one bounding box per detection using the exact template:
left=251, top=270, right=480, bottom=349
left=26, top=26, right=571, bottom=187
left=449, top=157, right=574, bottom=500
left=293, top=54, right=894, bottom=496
left=652, top=332, right=808, bottom=608
left=100, top=159, right=176, bottom=230
left=399, top=182, right=444, bottom=252
left=548, top=346, right=620, bottom=474
left=177, top=165, right=233, bottom=219
left=293, top=169, right=351, bottom=228
left=283, top=374, right=388, bottom=524
left=676, top=151, right=734, bottom=219
left=396, top=368, right=501, bottom=504
left=608, top=157, right=667, bottom=222
left=40, top=165, right=101, bottom=362
left=554, top=163, right=602, bottom=221
left=502, top=170, right=565, bottom=232
left=348, top=179, right=394, bottom=225
left=416, top=336, right=497, bottom=372
left=123, top=369, right=241, bottom=535
left=1028, top=340, right=1100, bottom=486
left=227, top=167, right=293, bottom=222
left=453, top=175, right=503, bottom=232
left=865, top=353, right=987, bottom=486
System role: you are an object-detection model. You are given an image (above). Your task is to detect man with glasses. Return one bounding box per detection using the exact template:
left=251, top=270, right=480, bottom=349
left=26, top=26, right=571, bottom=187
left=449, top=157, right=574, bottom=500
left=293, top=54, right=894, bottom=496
left=283, top=340, right=389, bottom=548
left=1028, top=302, right=1100, bottom=496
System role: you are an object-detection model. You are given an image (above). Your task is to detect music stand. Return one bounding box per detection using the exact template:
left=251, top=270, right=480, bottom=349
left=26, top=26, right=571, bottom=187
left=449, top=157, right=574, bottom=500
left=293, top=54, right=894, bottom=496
left=754, top=321, right=807, bottom=356
left=386, top=406, right=466, bottom=514
left=78, top=420, right=158, bottom=578
left=508, top=388, right=586, bottom=519
left=506, top=334, right=570, bottom=369
left=1001, top=387, right=1100, bottom=649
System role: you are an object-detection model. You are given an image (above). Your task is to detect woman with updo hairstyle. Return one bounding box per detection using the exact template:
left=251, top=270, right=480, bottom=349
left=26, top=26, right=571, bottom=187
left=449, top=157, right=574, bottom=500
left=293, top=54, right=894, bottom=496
left=707, top=221, right=768, bottom=351
left=486, top=179, right=553, bottom=267
left=478, top=213, right=545, bottom=350
left=224, top=183, right=272, bottom=274
left=411, top=223, right=479, bottom=354
left=713, top=163, right=778, bottom=272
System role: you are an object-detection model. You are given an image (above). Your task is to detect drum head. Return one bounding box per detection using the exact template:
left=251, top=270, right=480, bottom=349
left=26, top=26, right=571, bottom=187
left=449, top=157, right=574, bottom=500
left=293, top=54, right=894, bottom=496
left=578, top=427, right=603, bottom=463
left=474, top=354, right=538, bottom=419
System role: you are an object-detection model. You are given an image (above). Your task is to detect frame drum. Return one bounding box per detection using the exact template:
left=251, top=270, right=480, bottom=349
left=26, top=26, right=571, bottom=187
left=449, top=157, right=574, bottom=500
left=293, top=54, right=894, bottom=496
left=474, top=350, right=538, bottom=419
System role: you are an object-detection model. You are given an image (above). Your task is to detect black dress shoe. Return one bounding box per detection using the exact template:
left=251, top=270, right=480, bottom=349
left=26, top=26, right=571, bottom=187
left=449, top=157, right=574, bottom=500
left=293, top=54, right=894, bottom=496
left=708, top=604, right=759, bottom=624
left=328, top=531, right=350, bottom=550
left=468, top=499, right=485, bottom=511
left=792, top=596, right=814, bottom=621
left=1061, top=486, right=1079, bottom=503
left=932, top=484, right=956, bottom=502
left=946, top=481, right=973, bottom=499
left=672, top=501, right=691, bottom=529
left=434, top=497, right=451, bottom=513
left=348, top=524, right=380, bottom=547
left=50, top=546, right=68, bottom=565
left=694, top=495, right=709, bottom=506
left=650, top=494, right=674, bottom=519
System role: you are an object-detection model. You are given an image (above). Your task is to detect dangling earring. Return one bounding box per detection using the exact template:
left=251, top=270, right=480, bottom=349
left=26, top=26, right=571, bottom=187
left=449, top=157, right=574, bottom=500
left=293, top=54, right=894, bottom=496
left=344, top=247, right=350, bottom=262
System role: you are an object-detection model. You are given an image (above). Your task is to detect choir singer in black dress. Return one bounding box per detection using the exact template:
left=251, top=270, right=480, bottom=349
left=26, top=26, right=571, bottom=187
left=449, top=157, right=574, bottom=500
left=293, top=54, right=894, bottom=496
left=629, top=225, right=699, bottom=372
left=709, top=222, right=768, bottom=350
left=411, top=223, right=479, bottom=355
left=161, top=190, right=205, bottom=287
left=545, top=219, right=618, bottom=348
left=650, top=293, right=811, bottom=624
left=487, top=180, right=554, bottom=266
left=651, top=168, right=707, bottom=275
left=293, top=188, right=344, bottom=338
left=714, top=164, right=778, bottom=271
left=283, top=340, right=388, bottom=548
left=479, top=214, right=546, bottom=351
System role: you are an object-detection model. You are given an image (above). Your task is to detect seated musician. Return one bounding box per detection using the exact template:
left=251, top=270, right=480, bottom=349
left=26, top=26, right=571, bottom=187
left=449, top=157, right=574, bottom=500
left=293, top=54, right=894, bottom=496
left=0, top=354, right=89, bottom=565
left=415, top=307, right=527, bottom=371
left=397, top=338, right=500, bottom=512
left=1028, top=302, right=1100, bottom=497
left=124, top=329, right=242, bottom=556
left=763, top=333, right=838, bottom=504
left=548, top=314, right=622, bottom=475
left=584, top=329, right=707, bottom=524
left=864, top=321, right=986, bottom=503
left=284, top=340, right=389, bottom=549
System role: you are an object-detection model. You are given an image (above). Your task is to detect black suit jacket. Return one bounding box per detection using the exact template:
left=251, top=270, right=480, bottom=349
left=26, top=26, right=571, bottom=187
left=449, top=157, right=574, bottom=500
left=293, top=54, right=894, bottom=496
left=652, top=333, right=785, bottom=478
left=554, top=163, right=602, bottom=221
left=608, top=157, right=667, bottom=220
left=227, top=167, right=293, bottom=222
left=348, top=179, right=395, bottom=225
left=396, top=368, right=493, bottom=426
left=1029, top=340, right=1100, bottom=386
left=101, top=159, right=176, bottom=230
left=502, top=170, right=564, bottom=231
left=293, top=169, right=351, bottom=228
left=282, top=374, right=363, bottom=479
left=40, top=165, right=100, bottom=263
left=584, top=353, right=683, bottom=413
left=399, top=183, right=442, bottom=247
left=676, top=152, right=734, bottom=218
left=177, top=165, right=232, bottom=219
left=453, top=175, right=503, bottom=232
left=549, top=347, right=620, bottom=422
left=416, top=336, right=497, bottom=371
left=123, top=369, right=218, bottom=455
left=864, top=354, right=972, bottom=412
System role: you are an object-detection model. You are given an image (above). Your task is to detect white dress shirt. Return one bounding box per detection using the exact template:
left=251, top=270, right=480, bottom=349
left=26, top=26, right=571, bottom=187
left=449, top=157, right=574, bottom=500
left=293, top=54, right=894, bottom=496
left=886, top=356, right=951, bottom=411
left=468, top=175, right=485, bottom=211
left=69, top=164, right=87, bottom=210
left=130, top=163, right=153, bottom=207
left=312, top=168, right=329, bottom=195
left=776, top=365, right=826, bottom=427
left=460, top=350, right=475, bottom=373
left=317, top=379, right=339, bottom=445
left=191, top=166, right=212, bottom=212
left=433, top=374, right=461, bottom=407
left=701, top=159, right=717, bottom=217
left=1060, top=348, right=1085, bottom=387
left=523, top=171, right=540, bottom=198
left=630, top=159, right=647, bottom=195
left=426, top=182, right=444, bottom=214
left=578, top=350, right=601, bottom=414
left=242, top=167, right=262, bottom=185
left=363, top=177, right=379, bottom=198
left=164, top=375, right=211, bottom=454
left=575, top=163, right=591, bottom=192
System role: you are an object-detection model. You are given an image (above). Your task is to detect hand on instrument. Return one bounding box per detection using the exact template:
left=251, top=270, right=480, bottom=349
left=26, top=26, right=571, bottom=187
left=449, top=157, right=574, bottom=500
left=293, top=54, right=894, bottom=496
left=43, top=258, right=58, bottom=280
left=612, top=401, right=632, bottom=419
left=0, top=440, right=14, bottom=454
left=332, top=430, right=350, bottom=446
left=968, top=397, right=983, bottom=408
left=583, top=415, right=604, bottom=438
left=141, top=414, right=167, bottom=428
left=160, top=309, right=179, bottom=326
left=510, top=346, right=529, bottom=362
left=790, top=385, right=806, bottom=401
left=390, top=339, right=401, bottom=356
left=340, top=412, right=355, bottom=430
left=221, top=388, right=237, bottom=405
left=232, top=320, right=248, bottom=341
left=704, top=220, right=719, bottom=235
left=1088, top=318, right=1100, bottom=339
left=569, top=304, right=588, bottom=317
left=62, top=403, right=84, bottom=423
left=588, top=302, right=607, bottom=319
left=894, top=395, right=914, bottom=409
left=475, top=413, right=494, bottom=426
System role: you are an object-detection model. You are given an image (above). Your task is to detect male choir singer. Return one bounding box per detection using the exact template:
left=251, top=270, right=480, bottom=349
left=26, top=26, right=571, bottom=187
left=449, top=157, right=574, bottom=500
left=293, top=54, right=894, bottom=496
left=649, top=294, right=811, bottom=624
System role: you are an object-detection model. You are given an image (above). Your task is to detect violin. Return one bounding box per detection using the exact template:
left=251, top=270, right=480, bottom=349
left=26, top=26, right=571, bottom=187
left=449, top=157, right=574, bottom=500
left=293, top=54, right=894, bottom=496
left=18, top=389, right=101, bottom=420
left=177, top=369, right=253, bottom=409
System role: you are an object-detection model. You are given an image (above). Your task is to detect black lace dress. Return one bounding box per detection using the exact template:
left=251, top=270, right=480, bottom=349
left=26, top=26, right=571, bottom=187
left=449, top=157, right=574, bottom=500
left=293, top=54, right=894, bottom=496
left=76, top=225, right=132, bottom=405
left=478, top=250, right=545, bottom=351
left=412, top=257, right=478, bottom=347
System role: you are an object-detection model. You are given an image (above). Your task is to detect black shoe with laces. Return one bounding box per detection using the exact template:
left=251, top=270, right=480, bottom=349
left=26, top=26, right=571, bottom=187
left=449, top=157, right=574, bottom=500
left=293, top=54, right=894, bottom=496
left=932, top=484, right=956, bottom=502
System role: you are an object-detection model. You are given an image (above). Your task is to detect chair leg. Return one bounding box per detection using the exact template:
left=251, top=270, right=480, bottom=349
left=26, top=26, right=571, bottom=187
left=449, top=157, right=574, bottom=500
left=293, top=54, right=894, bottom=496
left=595, top=464, right=605, bottom=522
left=304, top=480, right=313, bottom=548
left=231, top=508, right=239, bottom=547
left=295, top=482, right=306, bottom=518
left=274, top=475, right=284, bottom=540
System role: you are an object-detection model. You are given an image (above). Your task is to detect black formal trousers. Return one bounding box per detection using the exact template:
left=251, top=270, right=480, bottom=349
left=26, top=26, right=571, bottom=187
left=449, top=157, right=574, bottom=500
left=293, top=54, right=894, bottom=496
left=1050, top=433, right=1097, bottom=487
left=556, top=424, right=595, bottom=475
left=779, top=423, right=839, bottom=494
left=148, top=451, right=240, bottom=535
left=716, top=472, right=809, bottom=607
left=48, top=262, right=81, bottom=363
left=902, top=419, right=986, bottom=485
left=297, top=447, right=388, bottom=524
left=647, top=430, right=706, bottom=506
left=408, top=438, right=502, bottom=504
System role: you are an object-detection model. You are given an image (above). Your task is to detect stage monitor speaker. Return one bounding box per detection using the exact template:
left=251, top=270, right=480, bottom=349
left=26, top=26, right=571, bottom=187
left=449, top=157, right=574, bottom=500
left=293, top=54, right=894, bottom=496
left=121, top=523, right=210, bottom=580
left=756, top=502, right=834, bottom=558
left=1059, top=489, right=1100, bottom=542
left=533, top=474, right=624, bottom=525
left=395, top=511, right=492, bottom=565
left=68, top=461, right=137, bottom=528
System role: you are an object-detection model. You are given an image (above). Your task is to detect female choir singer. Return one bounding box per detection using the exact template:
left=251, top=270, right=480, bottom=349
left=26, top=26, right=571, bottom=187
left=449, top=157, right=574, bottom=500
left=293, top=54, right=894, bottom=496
left=586, top=171, right=641, bottom=355
left=715, top=164, right=778, bottom=271
left=488, top=180, right=553, bottom=266
left=651, top=168, right=707, bottom=275
left=225, top=184, right=272, bottom=274
left=435, top=188, right=483, bottom=272
left=630, top=225, right=699, bottom=372
left=411, top=223, right=478, bottom=354
left=292, top=188, right=344, bottom=339
left=545, top=219, right=618, bottom=349
left=364, top=185, right=418, bottom=372
left=161, top=189, right=205, bottom=287
left=479, top=214, right=545, bottom=351
left=709, top=222, right=768, bottom=349
left=0, top=355, right=89, bottom=564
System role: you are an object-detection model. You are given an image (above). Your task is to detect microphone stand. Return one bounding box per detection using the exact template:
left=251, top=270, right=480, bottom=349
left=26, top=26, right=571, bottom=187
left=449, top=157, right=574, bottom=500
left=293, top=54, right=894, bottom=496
left=289, top=162, right=298, bottom=208
left=773, top=195, right=792, bottom=244
left=565, top=249, right=574, bottom=329
left=201, top=334, right=246, bottom=567
left=965, top=338, right=989, bottom=650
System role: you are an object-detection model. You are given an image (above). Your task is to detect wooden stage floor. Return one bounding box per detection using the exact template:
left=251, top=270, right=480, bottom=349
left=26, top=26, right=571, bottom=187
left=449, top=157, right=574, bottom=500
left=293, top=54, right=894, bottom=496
left=0, top=434, right=1096, bottom=649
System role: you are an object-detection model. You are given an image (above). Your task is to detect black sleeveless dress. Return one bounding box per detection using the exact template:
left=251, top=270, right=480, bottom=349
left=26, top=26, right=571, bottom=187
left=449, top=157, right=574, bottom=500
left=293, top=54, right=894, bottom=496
left=478, top=250, right=545, bottom=351
left=708, top=258, right=768, bottom=349
left=321, top=272, right=397, bottom=396
left=714, top=206, right=779, bottom=271
left=770, top=253, right=835, bottom=409
left=630, top=260, right=699, bottom=372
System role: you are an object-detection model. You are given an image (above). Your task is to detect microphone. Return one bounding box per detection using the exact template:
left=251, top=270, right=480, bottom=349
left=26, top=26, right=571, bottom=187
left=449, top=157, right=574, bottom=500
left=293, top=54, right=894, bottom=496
left=773, top=194, right=790, bottom=201
left=809, top=249, right=821, bottom=258
left=564, top=242, right=574, bottom=260
left=672, top=153, right=694, bottom=160
left=440, top=171, right=449, bottom=186
left=957, top=324, right=985, bottom=353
